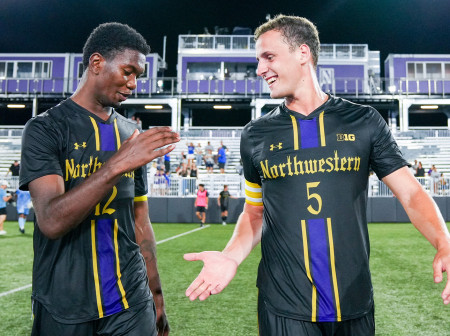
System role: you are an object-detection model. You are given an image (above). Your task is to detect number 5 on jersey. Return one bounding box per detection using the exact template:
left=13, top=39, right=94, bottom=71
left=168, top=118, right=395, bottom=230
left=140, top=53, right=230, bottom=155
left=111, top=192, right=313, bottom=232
left=307, top=182, right=322, bottom=215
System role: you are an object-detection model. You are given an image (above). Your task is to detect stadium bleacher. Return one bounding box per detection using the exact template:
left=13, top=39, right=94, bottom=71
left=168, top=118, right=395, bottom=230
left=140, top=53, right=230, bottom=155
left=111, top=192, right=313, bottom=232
left=3, top=126, right=450, bottom=198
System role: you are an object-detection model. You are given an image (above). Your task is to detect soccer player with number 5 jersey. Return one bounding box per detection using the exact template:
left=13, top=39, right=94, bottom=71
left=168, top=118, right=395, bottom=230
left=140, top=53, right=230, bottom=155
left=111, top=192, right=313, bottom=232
left=184, top=14, right=450, bottom=336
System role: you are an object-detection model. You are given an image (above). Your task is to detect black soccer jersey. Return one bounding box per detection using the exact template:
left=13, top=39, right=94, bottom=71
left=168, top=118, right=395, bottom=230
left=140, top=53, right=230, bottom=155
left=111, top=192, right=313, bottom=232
left=219, top=190, right=231, bottom=207
left=241, top=95, right=408, bottom=323
left=20, top=99, right=152, bottom=323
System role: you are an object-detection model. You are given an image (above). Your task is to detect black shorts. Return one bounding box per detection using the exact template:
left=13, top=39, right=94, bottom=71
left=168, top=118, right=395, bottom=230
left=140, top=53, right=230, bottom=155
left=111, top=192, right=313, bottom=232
left=218, top=162, right=225, bottom=169
left=258, top=293, right=375, bottom=336
left=196, top=206, right=206, bottom=213
left=220, top=205, right=228, bottom=212
left=0, top=208, right=6, bottom=215
left=31, top=299, right=157, bottom=336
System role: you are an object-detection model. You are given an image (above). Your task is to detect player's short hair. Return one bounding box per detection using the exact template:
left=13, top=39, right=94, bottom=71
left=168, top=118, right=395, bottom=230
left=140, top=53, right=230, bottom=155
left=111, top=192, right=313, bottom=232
left=199, top=184, right=205, bottom=187
left=82, top=22, right=151, bottom=69
left=223, top=185, right=228, bottom=188
left=254, top=14, right=320, bottom=67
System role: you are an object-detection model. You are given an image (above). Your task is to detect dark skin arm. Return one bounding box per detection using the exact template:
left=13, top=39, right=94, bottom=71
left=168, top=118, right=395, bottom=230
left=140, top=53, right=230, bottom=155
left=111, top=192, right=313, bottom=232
left=135, top=200, right=169, bottom=335
left=29, top=127, right=180, bottom=239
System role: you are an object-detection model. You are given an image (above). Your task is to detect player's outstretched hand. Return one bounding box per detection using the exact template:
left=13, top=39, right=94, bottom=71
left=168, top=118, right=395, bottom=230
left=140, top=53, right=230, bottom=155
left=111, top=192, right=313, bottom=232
left=113, top=127, right=179, bottom=173
left=184, top=251, right=238, bottom=301
left=433, top=245, right=450, bottom=304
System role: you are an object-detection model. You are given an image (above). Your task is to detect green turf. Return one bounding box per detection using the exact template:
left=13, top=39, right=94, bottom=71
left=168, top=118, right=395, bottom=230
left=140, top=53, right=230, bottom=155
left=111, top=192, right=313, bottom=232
left=0, top=221, right=449, bottom=335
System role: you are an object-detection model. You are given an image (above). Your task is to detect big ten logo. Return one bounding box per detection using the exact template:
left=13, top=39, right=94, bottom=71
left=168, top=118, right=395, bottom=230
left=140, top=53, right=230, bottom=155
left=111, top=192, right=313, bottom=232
left=336, top=134, right=355, bottom=141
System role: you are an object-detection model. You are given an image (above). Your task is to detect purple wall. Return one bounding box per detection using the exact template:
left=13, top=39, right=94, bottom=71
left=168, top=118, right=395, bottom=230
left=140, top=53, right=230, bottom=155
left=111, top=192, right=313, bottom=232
left=385, top=55, right=450, bottom=94
left=180, top=56, right=367, bottom=94
left=0, top=54, right=68, bottom=94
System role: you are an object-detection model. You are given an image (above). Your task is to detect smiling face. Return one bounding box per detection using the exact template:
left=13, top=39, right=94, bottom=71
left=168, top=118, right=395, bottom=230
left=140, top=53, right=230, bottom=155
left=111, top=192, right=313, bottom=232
left=256, top=30, right=304, bottom=99
left=95, top=48, right=146, bottom=109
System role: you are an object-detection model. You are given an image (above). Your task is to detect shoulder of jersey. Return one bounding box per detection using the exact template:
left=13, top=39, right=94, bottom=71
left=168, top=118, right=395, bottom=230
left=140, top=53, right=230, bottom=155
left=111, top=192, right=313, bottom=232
left=243, top=105, right=284, bottom=130
left=31, top=99, right=73, bottom=125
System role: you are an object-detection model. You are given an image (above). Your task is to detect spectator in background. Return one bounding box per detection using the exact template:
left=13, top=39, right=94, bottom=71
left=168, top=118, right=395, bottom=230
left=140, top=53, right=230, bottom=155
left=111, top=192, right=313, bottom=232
left=178, top=151, right=187, bottom=173
left=430, top=165, right=440, bottom=195
left=217, top=145, right=227, bottom=174
left=217, top=185, right=237, bottom=225
left=411, top=159, right=418, bottom=171
left=153, top=168, right=165, bottom=196
left=195, top=184, right=209, bottom=227
left=148, top=162, right=157, bottom=195
left=415, top=161, right=425, bottom=177
left=205, top=141, right=214, bottom=155
left=164, top=153, right=171, bottom=174
left=0, top=180, right=12, bottom=235
left=204, top=149, right=214, bottom=174
left=190, top=163, right=198, bottom=178
left=6, top=160, right=20, bottom=177
left=15, top=188, right=31, bottom=234
left=187, top=142, right=195, bottom=169
left=161, top=170, right=170, bottom=196
left=440, top=173, right=448, bottom=194
left=220, top=140, right=228, bottom=153
left=195, top=143, right=204, bottom=167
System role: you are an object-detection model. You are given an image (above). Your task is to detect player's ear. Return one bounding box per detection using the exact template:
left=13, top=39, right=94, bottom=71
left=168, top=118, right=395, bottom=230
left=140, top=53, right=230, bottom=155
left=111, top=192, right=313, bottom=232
left=89, top=52, right=105, bottom=75
left=298, top=44, right=311, bottom=65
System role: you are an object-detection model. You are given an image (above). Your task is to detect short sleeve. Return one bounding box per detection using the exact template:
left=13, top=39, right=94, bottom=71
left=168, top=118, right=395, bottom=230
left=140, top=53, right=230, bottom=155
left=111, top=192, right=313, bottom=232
left=369, top=108, right=408, bottom=179
left=240, top=123, right=263, bottom=206
left=19, top=117, right=63, bottom=190
left=134, top=164, right=148, bottom=198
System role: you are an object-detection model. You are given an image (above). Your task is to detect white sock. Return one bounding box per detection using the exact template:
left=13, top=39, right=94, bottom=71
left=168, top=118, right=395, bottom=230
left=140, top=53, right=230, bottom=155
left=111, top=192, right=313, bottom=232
left=18, top=217, right=25, bottom=230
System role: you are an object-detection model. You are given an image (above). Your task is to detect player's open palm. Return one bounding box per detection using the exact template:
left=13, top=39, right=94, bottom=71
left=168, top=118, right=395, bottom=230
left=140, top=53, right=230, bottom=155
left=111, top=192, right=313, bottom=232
left=433, top=244, right=450, bottom=305
left=184, top=251, right=238, bottom=301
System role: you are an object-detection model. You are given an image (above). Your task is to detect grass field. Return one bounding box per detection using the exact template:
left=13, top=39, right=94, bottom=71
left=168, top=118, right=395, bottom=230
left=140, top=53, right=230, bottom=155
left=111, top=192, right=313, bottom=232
left=0, top=221, right=449, bottom=335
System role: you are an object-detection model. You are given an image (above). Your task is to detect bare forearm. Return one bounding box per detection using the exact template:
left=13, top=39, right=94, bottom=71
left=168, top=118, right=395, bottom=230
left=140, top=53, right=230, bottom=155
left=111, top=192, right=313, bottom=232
left=31, top=163, right=122, bottom=238
left=223, top=204, right=263, bottom=265
left=138, top=228, right=163, bottom=294
left=402, top=189, right=450, bottom=249
left=135, top=202, right=165, bottom=300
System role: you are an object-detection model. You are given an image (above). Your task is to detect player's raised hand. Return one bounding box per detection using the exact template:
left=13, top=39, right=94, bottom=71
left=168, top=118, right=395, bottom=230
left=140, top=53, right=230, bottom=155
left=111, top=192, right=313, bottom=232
left=432, top=245, right=450, bottom=304
left=184, top=251, right=238, bottom=301
left=112, top=127, right=180, bottom=173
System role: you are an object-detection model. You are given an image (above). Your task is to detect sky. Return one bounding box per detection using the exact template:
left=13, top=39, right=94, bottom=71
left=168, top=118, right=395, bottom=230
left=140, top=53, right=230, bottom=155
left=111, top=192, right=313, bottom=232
left=1, top=0, right=449, bottom=76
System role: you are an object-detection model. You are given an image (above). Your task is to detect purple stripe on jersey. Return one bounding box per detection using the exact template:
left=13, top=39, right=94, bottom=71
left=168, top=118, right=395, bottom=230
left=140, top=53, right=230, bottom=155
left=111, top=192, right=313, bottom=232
left=97, top=219, right=123, bottom=316
left=98, top=123, right=116, bottom=151
left=308, top=218, right=335, bottom=321
left=299, top=118, right=318, bottom=149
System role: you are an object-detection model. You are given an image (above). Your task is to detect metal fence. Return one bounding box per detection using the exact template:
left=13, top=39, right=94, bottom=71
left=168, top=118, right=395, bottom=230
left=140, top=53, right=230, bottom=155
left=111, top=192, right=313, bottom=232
left=148, top=174, right=244, bottom=198
left=3, top=174, right=449, bottom=198
left=1, top=76, right=449, bottom=98
left=369, top=176, right=450, bottom=197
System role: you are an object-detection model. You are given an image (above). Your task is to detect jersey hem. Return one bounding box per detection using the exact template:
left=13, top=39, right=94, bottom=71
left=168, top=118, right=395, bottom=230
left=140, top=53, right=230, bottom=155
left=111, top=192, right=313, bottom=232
left=259, top=289, right=374, bottom=323
left=32, top=295, right=153, bottom=324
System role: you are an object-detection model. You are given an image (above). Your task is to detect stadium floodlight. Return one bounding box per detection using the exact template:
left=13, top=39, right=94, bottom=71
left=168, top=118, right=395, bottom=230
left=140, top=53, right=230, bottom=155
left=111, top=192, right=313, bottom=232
left=388, top=85, right=396, bottom=94
left=145, top=105, right=163, bottom=109
left=7, top=104, right=25, bottom=108
left=213, top=105, right=232, bottom=109
left=420, top=105, right=439, bottom=110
